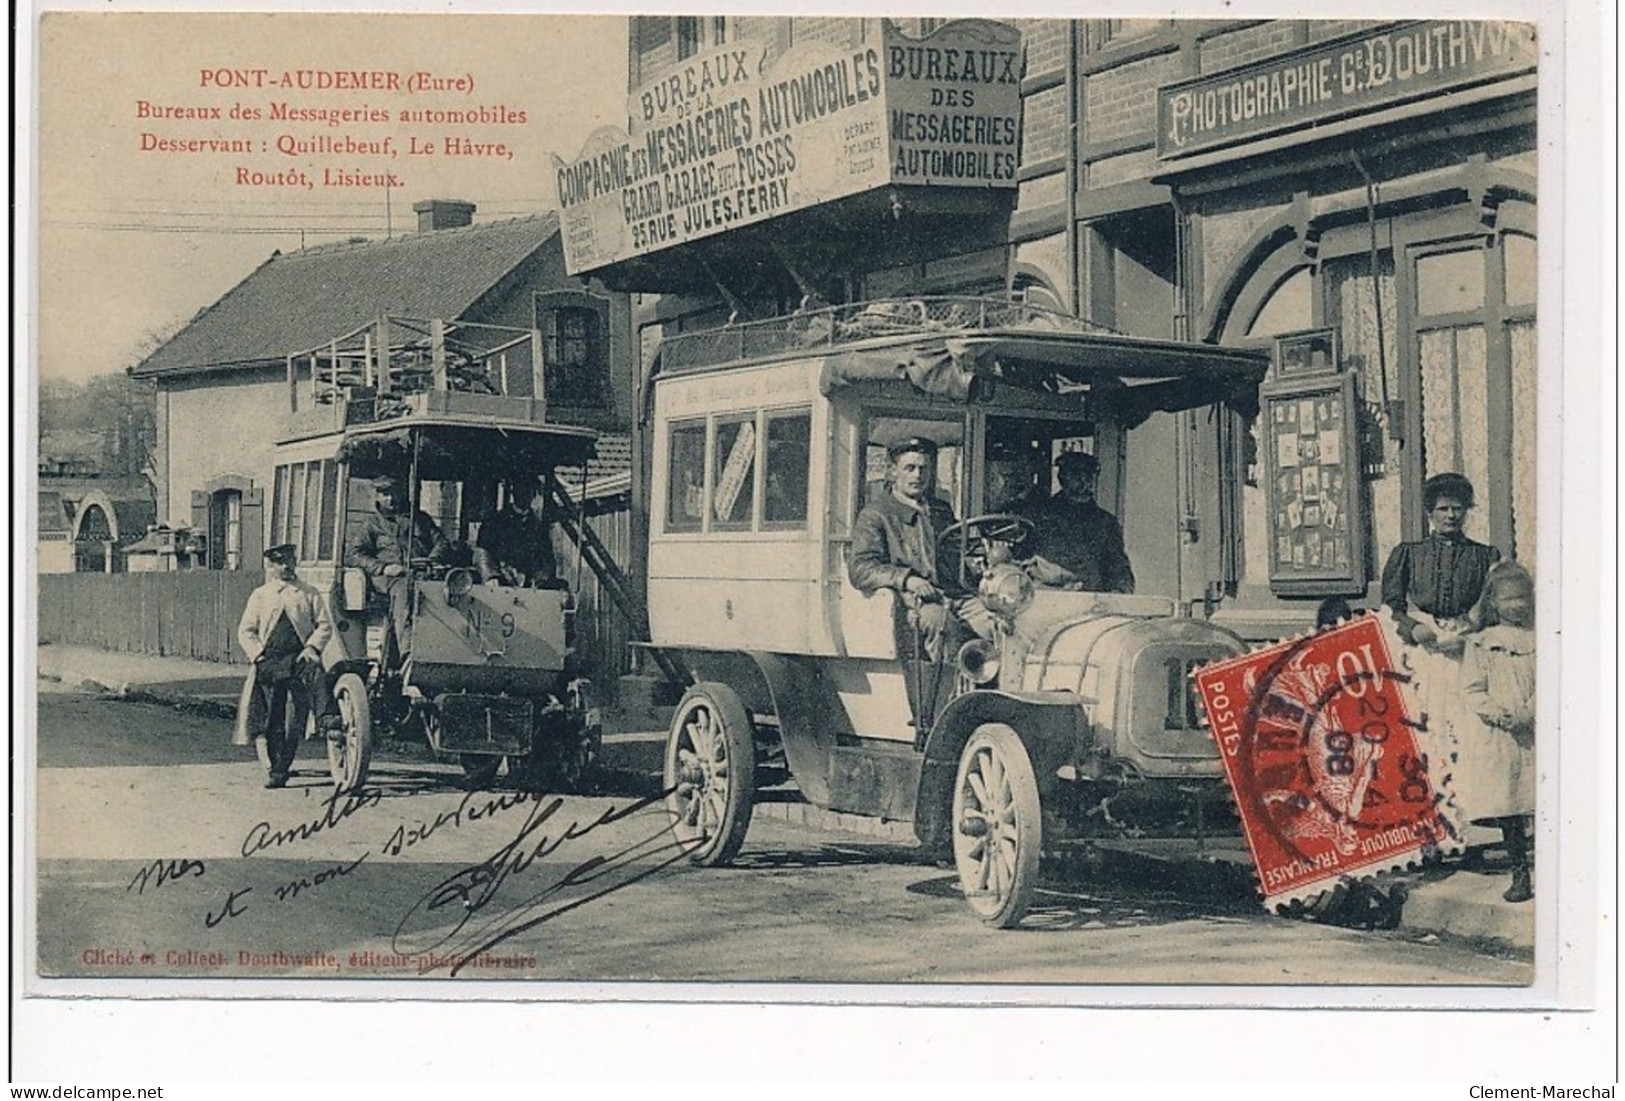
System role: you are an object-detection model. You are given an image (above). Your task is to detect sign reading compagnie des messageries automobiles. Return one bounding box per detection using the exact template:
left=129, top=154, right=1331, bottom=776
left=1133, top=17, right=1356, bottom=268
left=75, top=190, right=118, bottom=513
left=551, top=19, right=1022, bottom=275
left=1157, top=20, right=1536, bottom=160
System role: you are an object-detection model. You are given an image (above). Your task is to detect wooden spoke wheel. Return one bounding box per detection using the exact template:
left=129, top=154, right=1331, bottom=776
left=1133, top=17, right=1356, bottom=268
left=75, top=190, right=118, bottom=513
left=663, top=683, right=756, bottom=867
left=325, top=672, right=373, bottom=793
left=952, top=723, right=1042, bottom=928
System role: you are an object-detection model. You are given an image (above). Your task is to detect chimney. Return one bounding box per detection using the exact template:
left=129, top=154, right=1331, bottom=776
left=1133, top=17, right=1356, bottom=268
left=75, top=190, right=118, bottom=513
left=413, top=199, right=476, bottom=232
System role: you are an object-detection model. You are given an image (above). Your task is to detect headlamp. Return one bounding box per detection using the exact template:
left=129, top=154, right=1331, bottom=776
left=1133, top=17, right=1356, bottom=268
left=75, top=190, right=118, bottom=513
left=979, top=563, right=1034, bottom=619
left=445, top=568, right=474, bottom=605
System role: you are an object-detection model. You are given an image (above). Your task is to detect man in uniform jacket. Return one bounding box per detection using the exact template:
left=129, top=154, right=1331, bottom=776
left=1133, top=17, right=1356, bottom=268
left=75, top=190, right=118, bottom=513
left=1021, top=451, right=1135, bottom=594
left=237, top=543, right=335, bottom=788
left=848, top=437, right=961, bottom=660
left=347, top=473, right=451, bottom=658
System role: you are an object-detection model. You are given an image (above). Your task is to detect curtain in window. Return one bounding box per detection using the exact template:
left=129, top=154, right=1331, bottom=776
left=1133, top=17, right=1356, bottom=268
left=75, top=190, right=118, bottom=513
left=1418, top=325, right=1490, bottom=544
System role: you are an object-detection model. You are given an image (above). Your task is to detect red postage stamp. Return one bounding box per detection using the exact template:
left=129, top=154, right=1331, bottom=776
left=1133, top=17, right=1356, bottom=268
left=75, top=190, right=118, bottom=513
left=1194, top=615, right=1461, bottom=910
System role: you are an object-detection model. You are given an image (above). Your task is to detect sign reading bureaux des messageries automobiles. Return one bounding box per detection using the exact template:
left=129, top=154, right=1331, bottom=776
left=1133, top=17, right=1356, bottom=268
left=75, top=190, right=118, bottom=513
left=551, top=19, right=1022, bottom=274
left=1157, top=20, right=1536, bottom=160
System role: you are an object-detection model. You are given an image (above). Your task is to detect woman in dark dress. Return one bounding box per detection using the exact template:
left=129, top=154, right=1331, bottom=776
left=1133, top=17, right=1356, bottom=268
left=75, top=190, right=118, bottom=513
left=1381, top=472, right=1501, bottom=835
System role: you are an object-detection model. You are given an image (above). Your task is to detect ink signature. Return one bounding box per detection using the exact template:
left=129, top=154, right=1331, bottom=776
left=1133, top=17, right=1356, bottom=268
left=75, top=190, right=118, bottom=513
left=392, top=787, right=699, bottom=976
left=382, top=787, right=539, bottom=857
left=127, top=857, right=206, bottom=895
left=240, top=784, right=382, bottom=857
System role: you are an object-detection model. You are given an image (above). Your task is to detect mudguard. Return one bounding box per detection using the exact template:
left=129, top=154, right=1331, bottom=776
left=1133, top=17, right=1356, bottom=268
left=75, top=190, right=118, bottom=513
left=913, top=688, right=1084, bottom=852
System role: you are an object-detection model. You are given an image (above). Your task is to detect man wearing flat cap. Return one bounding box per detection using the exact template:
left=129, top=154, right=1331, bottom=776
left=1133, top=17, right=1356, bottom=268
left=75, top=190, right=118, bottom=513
left=347, top=473, right=451, bottom=659
left=849, top=436, right=961, bottom=660
left=1022, top=450, right=1135, bottom=594
left=237, top=544, right=335, bottom=788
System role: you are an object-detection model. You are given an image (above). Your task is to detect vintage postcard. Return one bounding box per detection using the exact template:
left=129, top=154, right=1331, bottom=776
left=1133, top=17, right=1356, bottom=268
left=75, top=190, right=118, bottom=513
left=14, top=0, right=1612, bottom=1083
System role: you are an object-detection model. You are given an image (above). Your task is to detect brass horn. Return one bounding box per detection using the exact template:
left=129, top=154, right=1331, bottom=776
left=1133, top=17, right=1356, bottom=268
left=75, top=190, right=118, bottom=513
left=956, top=637, right=1001, bottom=686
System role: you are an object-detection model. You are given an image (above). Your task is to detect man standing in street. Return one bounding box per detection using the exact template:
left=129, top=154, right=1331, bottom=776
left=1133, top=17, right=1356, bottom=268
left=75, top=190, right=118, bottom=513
left=1023, top=451, right=1135, bottom=594
left=347, top=473, right=450, bottom=659
left=848, top=437, right=960, bottom=660
left=237, top=543, right=334, bottom=789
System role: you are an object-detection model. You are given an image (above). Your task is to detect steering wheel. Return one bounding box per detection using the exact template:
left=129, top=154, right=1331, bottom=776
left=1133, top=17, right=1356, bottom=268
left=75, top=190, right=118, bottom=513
left=408, top=557, right=453, bottom=582
left=937, top=514, right=1036, bottom=591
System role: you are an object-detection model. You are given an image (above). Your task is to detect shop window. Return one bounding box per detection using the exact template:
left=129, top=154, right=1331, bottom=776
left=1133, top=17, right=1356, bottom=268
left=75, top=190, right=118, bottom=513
left=1415, top=247, right=1485, bottom=316
left=1246, top=268, right=1312, bottom=339
left=763, top=410, right=812, bottom=526
left=711, top=417, right=757, bottom=529
left=666, top=420, right=707, bottom=532
left=537, top=292, right=609, bottom=406
left=1417, top=326, right=1491, bottom=544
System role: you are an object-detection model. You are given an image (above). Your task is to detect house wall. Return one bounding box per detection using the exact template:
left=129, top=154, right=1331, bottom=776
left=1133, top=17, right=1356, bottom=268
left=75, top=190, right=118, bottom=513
left=155, top=367, right=282, bottom=532
left=38, top=538, right=74, bottom=575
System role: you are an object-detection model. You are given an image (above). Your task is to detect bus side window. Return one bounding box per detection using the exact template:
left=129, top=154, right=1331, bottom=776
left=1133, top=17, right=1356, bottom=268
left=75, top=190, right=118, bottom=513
left=666, top=420, right=707, bottom=532
left=763, top=409, right=811, bottom=526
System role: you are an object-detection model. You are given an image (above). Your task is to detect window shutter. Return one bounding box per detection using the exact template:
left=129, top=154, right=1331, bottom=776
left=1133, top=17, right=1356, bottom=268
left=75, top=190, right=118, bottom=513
left=240, top=486, right=265, bottom=568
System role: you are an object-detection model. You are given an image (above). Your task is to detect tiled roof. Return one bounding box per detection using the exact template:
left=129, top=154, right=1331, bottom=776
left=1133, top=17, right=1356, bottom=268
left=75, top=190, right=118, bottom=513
left=133, top=213, right=561, bottom=377
left=38, top=491, right=72, bottom=536
left=36, top=474, right=154, bottom=508
left=554, top=432, right=632, bottom=501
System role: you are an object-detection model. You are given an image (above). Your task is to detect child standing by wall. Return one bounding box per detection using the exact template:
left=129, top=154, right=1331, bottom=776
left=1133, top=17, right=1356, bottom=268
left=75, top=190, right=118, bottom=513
left=1458, top=562, right=1538, bottom=903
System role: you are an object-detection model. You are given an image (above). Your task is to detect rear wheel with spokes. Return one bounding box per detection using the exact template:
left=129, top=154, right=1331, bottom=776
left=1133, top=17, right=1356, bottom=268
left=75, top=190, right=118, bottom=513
left=663, top=683, right=756, bottom=867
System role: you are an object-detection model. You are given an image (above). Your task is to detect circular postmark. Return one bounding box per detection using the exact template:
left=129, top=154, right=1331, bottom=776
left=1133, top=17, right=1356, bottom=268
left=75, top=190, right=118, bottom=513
left=1203, top=617, right=1456, bottom=903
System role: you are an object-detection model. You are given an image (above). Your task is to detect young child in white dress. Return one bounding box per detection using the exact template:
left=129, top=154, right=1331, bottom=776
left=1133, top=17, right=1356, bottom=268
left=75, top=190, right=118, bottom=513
left=1458, top=562, right=1537, bottom=903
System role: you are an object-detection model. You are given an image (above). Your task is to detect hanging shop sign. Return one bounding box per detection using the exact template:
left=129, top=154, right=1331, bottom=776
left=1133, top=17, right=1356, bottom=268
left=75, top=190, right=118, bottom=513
left=551, top=19, right=1022, bottom=274
left=1158, top=20, right=1536, bottom=160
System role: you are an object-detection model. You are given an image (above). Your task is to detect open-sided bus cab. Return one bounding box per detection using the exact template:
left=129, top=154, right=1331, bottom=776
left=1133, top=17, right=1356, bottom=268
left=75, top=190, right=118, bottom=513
left=647, top=296, right=1268, bottom=926
left=261, top=388, right=603, bottom=794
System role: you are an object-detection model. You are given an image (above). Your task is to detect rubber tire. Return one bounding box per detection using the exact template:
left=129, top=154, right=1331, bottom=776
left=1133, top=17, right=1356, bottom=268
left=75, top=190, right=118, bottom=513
left=952, top=723, right=1043, bottom=928
left=663, top=682, right=757, bottom=867
left=326, top=672, right=373, bottom=793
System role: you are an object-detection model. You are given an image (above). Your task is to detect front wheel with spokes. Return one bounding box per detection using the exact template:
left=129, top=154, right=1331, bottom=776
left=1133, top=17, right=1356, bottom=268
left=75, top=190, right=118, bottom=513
left=952, top=723, right=1042, bottom=928
left=663, top=683, right=756, bottom=867
left=325, top=672, right=373, bottom=793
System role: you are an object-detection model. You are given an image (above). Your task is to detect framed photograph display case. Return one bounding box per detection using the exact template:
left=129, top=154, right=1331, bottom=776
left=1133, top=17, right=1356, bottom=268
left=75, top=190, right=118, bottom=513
left=1261, top=371, right=1367, bottom=596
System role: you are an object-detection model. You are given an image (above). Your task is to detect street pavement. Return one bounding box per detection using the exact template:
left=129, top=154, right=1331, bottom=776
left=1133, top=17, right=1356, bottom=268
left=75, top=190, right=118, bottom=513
left=31, top=643, right=1536, bottom=978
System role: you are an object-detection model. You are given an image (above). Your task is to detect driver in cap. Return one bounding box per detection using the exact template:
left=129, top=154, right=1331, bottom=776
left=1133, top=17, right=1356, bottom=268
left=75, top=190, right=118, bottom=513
left=848, top=436, right=962, bottom=660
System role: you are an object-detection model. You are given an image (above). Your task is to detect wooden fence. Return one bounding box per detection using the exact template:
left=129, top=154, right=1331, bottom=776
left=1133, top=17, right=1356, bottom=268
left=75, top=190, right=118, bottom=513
left=39, top=503, right=642, bottom=681
left=38, top=569, right=261, bottom=663
left=551, top=498, right=637, bottom=685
